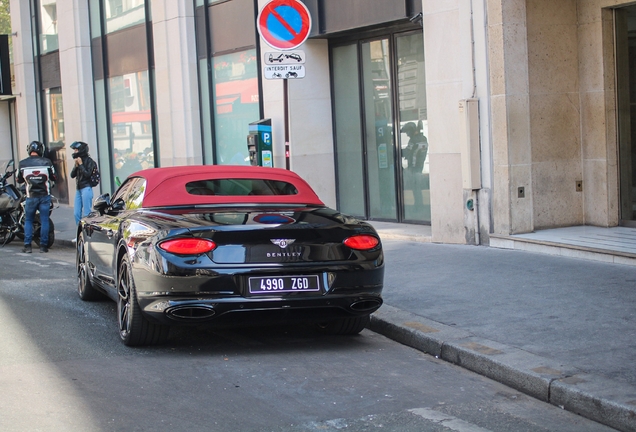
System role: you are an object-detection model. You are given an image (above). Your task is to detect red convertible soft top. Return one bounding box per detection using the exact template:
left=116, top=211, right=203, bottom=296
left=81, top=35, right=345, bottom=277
left=131, top=165, right=325, bottom=208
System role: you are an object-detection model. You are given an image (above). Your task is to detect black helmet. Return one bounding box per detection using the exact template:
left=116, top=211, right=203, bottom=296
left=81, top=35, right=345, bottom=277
left=400, top=122, right=418, bottom=135
left=27, top=141, right=45, bottom=157
left=70, top=141, right=89, bottom=158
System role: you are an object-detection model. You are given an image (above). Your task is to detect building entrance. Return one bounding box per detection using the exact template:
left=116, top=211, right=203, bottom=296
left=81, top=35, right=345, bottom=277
left=616, top=5, right=636, bottom=226
left=332, top=30, right=429, bottom=223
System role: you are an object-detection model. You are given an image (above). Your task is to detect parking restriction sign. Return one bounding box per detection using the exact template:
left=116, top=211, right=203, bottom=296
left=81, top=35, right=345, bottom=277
left=257, top=0, right=312, bottom=51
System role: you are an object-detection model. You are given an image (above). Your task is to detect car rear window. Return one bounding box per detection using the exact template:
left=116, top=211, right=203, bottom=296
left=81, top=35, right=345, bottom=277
left=185, top=179, right=299, bottom=196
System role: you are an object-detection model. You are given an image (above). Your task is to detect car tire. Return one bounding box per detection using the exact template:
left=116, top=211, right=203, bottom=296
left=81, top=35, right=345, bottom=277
left=76, top=233, right=102, bottom=301
left=117, top=254, right=169, bottom=346
left=317, top=314, right=370, bottom=335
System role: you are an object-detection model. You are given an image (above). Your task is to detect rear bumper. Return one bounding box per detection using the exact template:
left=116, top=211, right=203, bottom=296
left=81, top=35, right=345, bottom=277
left=137, top=290, right=383, bottom=327
left=133, top=263, right=384, bottom=326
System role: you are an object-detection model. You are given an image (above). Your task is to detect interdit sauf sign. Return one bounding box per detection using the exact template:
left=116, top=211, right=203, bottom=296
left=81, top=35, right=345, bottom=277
left=257, top=0, right=310, bottom=80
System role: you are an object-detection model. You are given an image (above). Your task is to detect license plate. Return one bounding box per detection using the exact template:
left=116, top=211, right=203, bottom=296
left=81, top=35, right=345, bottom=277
left=248, top=275, right=320, bottom=294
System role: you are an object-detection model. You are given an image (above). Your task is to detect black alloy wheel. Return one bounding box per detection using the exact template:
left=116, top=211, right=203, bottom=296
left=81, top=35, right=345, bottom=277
left=76, top=233, right=101, bottom=301
left=117, top=254, right=169, bottom=346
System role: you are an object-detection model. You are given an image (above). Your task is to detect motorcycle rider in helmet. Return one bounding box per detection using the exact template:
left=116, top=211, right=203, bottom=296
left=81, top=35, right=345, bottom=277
left=17, top=140, right=57, bottom=253
left=70, top=141, right=98, bottom=226
left=401, top=121, right=428, bottom=211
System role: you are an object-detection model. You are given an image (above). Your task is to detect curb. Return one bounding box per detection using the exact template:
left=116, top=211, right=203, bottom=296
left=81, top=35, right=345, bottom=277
left=370, top=305, right=636, bottom=432
left=375, top=232, right=431, bottom=243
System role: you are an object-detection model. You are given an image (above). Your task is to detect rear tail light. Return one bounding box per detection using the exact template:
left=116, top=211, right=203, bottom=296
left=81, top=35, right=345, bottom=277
left=159, top=238, right=217, bottom=255
left=343, top=234, right=380, bottom=250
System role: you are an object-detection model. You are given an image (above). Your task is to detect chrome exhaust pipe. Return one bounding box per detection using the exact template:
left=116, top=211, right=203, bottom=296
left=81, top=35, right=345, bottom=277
left=166, top=305, right=216, bottom=320
left=349, top=298, right=382, bottom=312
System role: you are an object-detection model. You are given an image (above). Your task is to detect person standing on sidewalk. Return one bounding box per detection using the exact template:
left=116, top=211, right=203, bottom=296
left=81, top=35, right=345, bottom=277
left=17, top=140, right=57, bottom=253
left=70, top=141, right=98, bottom=226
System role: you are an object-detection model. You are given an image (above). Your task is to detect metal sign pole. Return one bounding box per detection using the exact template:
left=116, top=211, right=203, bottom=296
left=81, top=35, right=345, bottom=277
left=284, top=78, right=290, bottom=170
left=257, top=0, right=312, bottom=171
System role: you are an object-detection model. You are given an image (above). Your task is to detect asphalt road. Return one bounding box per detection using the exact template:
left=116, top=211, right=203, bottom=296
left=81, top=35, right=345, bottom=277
left=0, top=242, right=614, bottom=432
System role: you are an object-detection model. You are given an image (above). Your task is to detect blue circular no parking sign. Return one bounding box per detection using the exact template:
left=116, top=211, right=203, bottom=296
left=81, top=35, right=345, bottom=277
left=257, top=0, right=312, bottom=51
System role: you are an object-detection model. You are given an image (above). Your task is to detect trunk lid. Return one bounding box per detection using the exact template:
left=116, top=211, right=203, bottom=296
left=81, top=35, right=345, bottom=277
left=147, top=206, right=377, bottom=264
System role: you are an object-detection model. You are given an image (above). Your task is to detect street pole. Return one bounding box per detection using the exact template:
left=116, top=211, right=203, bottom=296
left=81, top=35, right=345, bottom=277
left=284, top=78, right=290, bottom=170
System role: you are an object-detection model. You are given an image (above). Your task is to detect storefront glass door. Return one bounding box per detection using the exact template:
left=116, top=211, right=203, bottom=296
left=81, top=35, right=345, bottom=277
left=616, top=5, right=636, bottom=226
left=332, top=44, right=365, bottom=217
left=396, top=32, right=429, bottom=222
left=332, top=30, right=428, bottom=223
left=362, top=38, right=397, bottom=220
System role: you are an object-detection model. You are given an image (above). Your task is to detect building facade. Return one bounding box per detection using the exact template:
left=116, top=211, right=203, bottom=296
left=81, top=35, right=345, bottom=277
left=3, top=0, right=636, bottom=245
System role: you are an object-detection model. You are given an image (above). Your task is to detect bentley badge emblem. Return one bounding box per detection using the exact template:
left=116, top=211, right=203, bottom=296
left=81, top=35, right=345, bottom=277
left=271, top=239, right=295, bottom=249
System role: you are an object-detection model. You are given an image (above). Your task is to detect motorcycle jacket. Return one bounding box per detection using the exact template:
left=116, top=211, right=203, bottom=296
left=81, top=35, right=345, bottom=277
left=403, top=133, right=428, bottom=172
left=70, top=155, right=97, bottom=190
left=17, top=155, right=57, bottom=198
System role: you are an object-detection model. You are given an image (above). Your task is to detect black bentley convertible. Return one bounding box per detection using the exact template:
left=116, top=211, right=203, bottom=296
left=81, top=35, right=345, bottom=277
left=76, top=165, right=384, bottom=346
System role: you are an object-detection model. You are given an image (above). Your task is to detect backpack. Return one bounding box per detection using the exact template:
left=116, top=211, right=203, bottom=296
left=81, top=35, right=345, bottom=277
left=89, top=160, right=100, bottom=187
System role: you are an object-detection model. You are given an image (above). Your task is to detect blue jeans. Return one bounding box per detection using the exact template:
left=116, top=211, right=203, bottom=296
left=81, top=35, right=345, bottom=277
left=24, top=195, right=51, bottom=247
left=74, top=186, right=94, bottom=225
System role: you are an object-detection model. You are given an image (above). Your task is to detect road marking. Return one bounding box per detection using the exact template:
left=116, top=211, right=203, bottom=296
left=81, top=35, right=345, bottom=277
left=12, top=253, right=72, bottom=266
left=18, top=260, right=50, bottom=268
left=409, top=408, right=493, bottom=432
left=304, top=408, right=494, bottom=431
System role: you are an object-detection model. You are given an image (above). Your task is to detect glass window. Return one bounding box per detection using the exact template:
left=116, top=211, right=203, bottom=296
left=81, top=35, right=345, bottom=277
left=195, top=0, right=260, bottom=166
left=362, top=39, right=396, bottom=220
left=109, top=71, right=154, bottom=182
left=39, top=0, right=58, bottom=54
left=89, top=0, right=156, bottom=190
left=397, top=32, right=429, bottom=222
left=104, top=0, right=146, bottom=34
left=199, top=57, right=214, bottom=164
left=44, top=87, right=64, bottom=143
left=44, top=87, right=69, bottom=204
left=124, top=177, right=146, bottom=209
left=186, top=179, right=298, bottom=196
left=89, top=0, right=102, bottom=38
left=212, top=50, right=259, bottom=166
left=332, top=44, right=365, bottom=218
left=112, top=177, right=133, bottom=200
left=112, top=176, right=145, bottom=209
left=93, top=78, right=114, bottom=193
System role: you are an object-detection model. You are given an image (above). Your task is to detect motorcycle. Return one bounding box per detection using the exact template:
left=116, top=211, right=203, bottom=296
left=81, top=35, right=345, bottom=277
left=0, top=160, right=57, bottom=247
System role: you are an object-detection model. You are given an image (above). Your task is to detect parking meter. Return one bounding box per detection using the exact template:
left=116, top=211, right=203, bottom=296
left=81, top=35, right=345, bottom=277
left=247, top=119, right=273, bottom=167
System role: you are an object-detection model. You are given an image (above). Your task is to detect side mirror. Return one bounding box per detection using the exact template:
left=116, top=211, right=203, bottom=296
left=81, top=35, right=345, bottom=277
left=5, top=159, right=14, bottom=174
left=92, top=193, right=111, bottom=213
left=111, top=198, right=125, bottom=212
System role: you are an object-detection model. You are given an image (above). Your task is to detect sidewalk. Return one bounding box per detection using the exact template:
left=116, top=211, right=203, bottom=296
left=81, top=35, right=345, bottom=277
left=52, top=205, right=636, bottom=431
